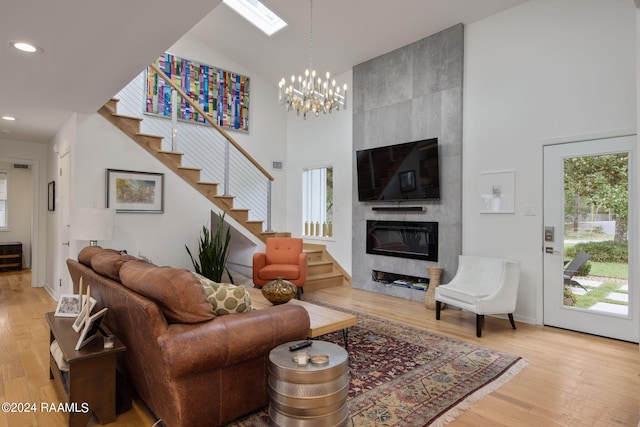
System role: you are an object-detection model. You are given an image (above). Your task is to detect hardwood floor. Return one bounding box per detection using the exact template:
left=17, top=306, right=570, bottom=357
left=0, top=270, right=638, bottom=426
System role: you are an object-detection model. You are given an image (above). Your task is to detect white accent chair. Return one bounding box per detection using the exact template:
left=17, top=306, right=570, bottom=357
left=435, top=255, right=521, bottom=337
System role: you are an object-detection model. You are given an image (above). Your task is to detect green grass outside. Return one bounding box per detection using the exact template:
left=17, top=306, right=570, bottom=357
left=565, top=230, right=613, bottom=241
left=574, top=281, right=627, bottom=309
left=589, top=262, right=628, bottom=279
left=563, top=242, right=628, bottom=279
left=563, top=241, right=628, bottom=308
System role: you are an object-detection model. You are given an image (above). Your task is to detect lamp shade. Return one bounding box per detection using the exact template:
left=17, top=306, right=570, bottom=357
left=71, top=208, right=115, bottom=243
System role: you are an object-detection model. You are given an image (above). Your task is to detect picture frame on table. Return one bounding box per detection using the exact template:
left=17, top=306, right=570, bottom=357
left=54, top=294, right=82, bottom=317
left=106, top=169, right=164, bottom=213
left=71, top=297, right=97, bottom=333
left=75, top=307, right=109, bottom=351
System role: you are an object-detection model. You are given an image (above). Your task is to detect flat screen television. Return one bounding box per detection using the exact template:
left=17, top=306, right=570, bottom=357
left=356, top=138, right=439, bottom=202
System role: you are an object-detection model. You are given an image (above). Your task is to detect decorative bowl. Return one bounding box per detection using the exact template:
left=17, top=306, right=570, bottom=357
left=261, top=276, right=297, bottom=305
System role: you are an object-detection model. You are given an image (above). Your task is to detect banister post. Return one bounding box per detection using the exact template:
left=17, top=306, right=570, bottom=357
left=267, top=180, right=272, bottom=232
left=224, top=139, right=230, bottom=196
left=171, top=89, right=178, bottom=151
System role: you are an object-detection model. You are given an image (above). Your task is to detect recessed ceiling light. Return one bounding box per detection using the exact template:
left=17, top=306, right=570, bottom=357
left=1, top=116, right=16, bottom=121
left=9, top=41, right=43, bottom=53
left=223, top=0, right=287, bottom=36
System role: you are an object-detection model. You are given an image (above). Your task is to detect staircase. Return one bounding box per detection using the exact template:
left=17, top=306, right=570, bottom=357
left=98, top=98, right=351, bottom=290
left=305, top=243, right=351, bottom=289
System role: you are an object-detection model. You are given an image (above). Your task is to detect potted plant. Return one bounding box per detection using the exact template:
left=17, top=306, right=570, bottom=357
left=186, top=212, right=233, bottom=283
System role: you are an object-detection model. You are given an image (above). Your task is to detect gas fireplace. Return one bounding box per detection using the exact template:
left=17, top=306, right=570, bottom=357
left=366, top=220, right=438, bottom=261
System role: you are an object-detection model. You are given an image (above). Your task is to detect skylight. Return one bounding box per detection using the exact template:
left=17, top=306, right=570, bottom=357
left=223, top=0, right=287, bottom=36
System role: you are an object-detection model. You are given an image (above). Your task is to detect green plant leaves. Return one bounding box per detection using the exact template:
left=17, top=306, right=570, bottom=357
left=186, top=212, right=233, bottom=283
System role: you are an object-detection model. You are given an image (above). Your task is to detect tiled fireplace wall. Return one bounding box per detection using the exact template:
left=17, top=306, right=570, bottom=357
left=351, top=24, right=463, bottom=302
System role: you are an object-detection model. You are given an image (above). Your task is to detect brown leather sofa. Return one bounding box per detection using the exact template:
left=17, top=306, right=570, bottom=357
left=67, top=246, right=310, bottom=427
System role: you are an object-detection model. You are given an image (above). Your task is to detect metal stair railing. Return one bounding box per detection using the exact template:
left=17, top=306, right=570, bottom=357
left=116, top=63, right=274, bottom=232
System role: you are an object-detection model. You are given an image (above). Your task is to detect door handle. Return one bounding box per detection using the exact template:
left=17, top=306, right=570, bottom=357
left=61, top=241, right=70, bottom=246
left=545, top=246, right=560, bottom=254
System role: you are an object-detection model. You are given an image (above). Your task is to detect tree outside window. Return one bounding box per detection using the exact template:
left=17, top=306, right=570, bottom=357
left=302, top=166, right=333, bottom=237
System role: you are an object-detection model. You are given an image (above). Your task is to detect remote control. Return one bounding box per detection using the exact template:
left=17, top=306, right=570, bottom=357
left=289, top=340, right=312, bottom=351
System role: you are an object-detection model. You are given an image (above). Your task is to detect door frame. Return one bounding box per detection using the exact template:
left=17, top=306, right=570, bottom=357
left=541, top=130, right=638, bottom=342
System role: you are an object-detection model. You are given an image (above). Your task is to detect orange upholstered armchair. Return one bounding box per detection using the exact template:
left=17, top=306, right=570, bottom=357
left=253, top=238, right=307, bottom=296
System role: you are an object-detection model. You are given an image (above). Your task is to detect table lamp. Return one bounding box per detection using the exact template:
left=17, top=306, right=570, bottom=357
left=71, top=207, right=116, bottom=246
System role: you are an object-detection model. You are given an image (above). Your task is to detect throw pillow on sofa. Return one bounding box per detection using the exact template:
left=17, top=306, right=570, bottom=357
left=193, top=273, right=252, bottom=316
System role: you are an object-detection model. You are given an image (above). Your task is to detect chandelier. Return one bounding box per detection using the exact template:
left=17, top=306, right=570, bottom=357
left=278, top=0, right=347, bottom=119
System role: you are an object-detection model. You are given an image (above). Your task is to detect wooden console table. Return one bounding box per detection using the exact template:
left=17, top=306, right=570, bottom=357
left=0, top=242, right=22, bottom=272
left=45, top=312, right=125, bottom=427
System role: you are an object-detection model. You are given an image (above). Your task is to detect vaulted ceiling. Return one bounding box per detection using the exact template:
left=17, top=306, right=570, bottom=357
left=0, top=0, right=528, bottom=144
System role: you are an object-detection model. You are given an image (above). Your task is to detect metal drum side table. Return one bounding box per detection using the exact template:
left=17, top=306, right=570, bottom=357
left=268, top=341, right=349, bottom=427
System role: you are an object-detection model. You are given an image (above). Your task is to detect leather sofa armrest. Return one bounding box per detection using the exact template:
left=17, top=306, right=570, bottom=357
left=158, top=304, right=310, bottom=379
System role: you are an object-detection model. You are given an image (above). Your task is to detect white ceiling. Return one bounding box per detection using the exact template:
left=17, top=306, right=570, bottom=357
left=0, top=0, right=528, bottom=144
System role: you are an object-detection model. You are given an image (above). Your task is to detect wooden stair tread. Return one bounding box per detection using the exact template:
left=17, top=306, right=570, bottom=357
left=307, top=271, right=344, bottom=280
left=158, top=150, right=184, bottom=155
left=112, top=113, right=143, bottom=122
left=136, top=132, right=163, bottom=139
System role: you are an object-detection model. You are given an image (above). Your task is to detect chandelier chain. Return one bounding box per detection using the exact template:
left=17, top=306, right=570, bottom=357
left=309, top=0, right=313, bottom=71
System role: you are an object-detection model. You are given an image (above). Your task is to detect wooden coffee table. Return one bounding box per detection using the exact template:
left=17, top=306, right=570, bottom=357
left=248, top=287, right=357, bottom=348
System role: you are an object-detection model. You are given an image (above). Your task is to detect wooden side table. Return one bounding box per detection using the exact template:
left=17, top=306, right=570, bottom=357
left=45, top=312, right=126, bottom=427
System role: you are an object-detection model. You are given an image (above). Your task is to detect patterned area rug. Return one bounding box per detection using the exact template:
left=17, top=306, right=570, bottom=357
left=225, top=302, right=528, bottom=427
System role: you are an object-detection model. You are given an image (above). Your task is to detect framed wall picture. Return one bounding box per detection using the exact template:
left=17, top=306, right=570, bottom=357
left=106, top=169, right=164, bottom=213
left=48, top=181, right=55, bottom=211
left=145, top=52, right=250, bottom=132
left=480, top=170, right=515, bottom=213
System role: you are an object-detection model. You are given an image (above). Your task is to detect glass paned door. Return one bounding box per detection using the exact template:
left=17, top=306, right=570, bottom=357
left=543, top=136, right=638, bottom=342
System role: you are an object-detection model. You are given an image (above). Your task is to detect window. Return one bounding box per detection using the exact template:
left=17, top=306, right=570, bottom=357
left=302, top=166, right=333, bottom=237
left=222, top=0, right=288, bottom=36
left=0, top=172, right=7, bottom=229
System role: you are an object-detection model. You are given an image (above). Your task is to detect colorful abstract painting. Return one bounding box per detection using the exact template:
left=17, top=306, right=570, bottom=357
left=145, top=52, right=250, bottom=132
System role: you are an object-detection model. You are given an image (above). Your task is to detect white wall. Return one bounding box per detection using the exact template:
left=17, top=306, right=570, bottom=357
left=285, top=71, right=353, bottom=274
left=46, top=115, right=77, bottom=298
left=0, top=138, right=47, bottom=287
left=464, top=0, right=636, bottom=324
